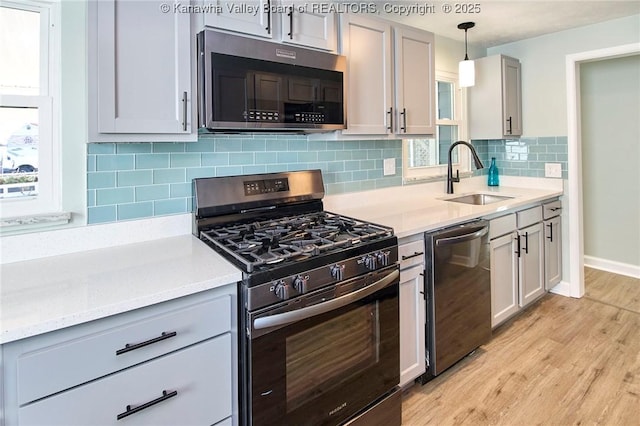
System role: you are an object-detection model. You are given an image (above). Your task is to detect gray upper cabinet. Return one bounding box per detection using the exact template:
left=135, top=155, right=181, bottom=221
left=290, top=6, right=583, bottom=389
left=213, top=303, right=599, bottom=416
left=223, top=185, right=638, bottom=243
left=393, top=26, right=436, bottom=136
left=340, top=15, right=393, bottom=135
left=88, top=0, right=196, bottom=142
left=202, top=0, right=273, bottom=39
left=280, top=8, right=337, bottom=51
left=340, top=15, right=435, bottom=136
left=202, top=0, right=337, bottom=51
left=469, top=54, right=522, bottom=139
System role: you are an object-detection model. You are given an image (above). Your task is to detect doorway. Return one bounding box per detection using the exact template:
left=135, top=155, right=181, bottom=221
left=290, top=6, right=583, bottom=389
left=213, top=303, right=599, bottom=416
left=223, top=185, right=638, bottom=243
left=566, top=43, right=640, bottom=298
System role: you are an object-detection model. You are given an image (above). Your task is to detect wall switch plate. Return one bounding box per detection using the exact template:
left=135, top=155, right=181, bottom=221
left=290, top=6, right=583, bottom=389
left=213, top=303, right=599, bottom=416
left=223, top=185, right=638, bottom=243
left=383, top=158, right=396, bottom=176
left=545, top=163, right=562, bottom=178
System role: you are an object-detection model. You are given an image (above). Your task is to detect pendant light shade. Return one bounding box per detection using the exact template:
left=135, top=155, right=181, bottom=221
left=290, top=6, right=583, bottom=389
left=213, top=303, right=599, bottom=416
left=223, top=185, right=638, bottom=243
left=458, top=22, right=475, bottom=88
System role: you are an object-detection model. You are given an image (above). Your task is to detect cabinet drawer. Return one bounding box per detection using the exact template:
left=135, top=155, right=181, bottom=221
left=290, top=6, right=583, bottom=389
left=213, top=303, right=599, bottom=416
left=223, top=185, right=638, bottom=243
left=516, top=206, right=542, bottom=228
left=489, top=213, right=516, bottom=239
left=19, top=335, right=233, bottom=426
left=17, top=295, right=231, bottom=405
left=399, top=240, right=425, bottom=270
left=543, top=200, right=562, bottom=220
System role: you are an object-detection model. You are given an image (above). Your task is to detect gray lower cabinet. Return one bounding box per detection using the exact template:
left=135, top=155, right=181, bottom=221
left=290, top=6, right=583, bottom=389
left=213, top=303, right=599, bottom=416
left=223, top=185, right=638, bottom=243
left=19, top=336, right=231, bottom=425
left=398, top=239, right=426, bottom=387
left=543, top=200, right=563, bottom=289
left=489, top=205, right=546, bottom=328
left=1, top=288, right=236, bottom=425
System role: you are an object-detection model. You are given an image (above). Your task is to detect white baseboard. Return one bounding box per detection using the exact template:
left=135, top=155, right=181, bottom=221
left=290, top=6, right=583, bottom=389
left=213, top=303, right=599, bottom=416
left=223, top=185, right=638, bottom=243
left=549, top=280, right=573, bottom=297
left=584, top=255, right=640, bottom=279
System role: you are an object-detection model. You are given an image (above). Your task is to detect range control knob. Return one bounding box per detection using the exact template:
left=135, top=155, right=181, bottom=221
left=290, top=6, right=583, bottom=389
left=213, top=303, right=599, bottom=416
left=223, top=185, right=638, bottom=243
left=363, top=254, right=377, bottom=270
left=273, top=280, right=290, bottom=300
left=330, top=264, right=345, bottom=281
left=376, top=250, right=391, bottom=267
left=293, top=275, right=309, bottom=294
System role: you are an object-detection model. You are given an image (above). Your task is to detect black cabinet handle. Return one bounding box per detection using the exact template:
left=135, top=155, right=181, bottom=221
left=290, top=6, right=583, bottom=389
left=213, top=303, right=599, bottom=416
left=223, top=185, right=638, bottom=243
left=401, top=251, right=424, bottom=261
left=116, top=331, right=177, bottom=356
left=506, top=116, right=513, bottom=134
left=181, top=91, right=187, bottom=132
left=265, top=0, right=271, bottom=33
left=514, top=234, right=521, bottom=257
left=547, top=222, right=553, bottom=242
left=117, top=390, right=178, bottom=420
left=387, top=107, right=393, bottom=131
left=550, top=207, right=562, bottom=212
left=288, top=7, right=293, bottom=39
left=523, top=231, right=529, bottom=254
left=400, top=108, right=407, bottom=132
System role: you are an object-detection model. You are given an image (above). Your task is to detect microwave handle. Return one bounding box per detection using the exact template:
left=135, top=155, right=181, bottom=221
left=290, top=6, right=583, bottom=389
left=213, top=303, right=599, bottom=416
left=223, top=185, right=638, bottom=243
left=265, top=0, right=272, bottom=34
left=253, top=269, right=399, bottom=331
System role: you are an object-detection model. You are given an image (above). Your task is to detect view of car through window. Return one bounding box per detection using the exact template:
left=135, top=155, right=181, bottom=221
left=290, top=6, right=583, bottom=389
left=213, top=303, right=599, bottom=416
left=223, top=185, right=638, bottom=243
left=0, top=4, right=42, bottom=201
left=0, top=118, right=39, bottom=199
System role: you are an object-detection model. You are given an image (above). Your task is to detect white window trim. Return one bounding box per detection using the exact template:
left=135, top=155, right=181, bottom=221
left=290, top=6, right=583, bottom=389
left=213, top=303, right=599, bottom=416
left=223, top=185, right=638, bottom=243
left=402, top=70, right=471, bottom=183
left=0, top=0, right=63, bottom=223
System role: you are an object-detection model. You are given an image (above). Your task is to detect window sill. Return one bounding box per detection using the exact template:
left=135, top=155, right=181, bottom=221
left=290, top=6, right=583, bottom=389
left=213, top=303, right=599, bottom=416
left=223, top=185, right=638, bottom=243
left=403, top=171, right=473, bottom=185
left=0, top=212, right=72, bottom=233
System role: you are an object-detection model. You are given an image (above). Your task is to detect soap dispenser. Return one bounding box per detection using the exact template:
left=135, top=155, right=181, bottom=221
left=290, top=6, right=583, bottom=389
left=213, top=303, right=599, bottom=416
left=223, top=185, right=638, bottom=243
left=488, top=157, right=499, bottom=186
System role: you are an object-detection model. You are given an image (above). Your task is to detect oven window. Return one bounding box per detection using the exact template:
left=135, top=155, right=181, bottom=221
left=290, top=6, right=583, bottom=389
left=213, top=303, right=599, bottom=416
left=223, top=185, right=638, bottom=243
left=285, top=303, right=379, bottom=412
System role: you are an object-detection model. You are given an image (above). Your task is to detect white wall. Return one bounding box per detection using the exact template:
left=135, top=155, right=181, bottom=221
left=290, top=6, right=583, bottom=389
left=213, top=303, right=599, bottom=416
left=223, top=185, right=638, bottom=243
left=581, top=55, right=640, bottom=269
left=487, top=14, right=640, bottom=137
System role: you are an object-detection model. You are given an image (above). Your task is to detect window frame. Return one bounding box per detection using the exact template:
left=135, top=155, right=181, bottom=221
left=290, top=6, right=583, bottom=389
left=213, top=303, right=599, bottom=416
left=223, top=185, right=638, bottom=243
left=0, top=0, right=62, bottom=221
left=402, top=70, right=470, bottom=182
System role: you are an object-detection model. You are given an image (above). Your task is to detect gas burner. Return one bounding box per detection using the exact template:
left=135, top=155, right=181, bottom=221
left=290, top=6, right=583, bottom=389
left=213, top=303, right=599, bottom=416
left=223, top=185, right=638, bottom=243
left=200, top=210, right=393, bottom=272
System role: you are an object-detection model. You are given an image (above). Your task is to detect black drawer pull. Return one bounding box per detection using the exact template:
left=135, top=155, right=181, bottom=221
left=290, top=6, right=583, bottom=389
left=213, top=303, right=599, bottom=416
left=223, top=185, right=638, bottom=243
left=117, top=390, right=178, bottom=420
left=401, top=251, right=424, bottom=261
left=116, top=331, right=177, bottom=356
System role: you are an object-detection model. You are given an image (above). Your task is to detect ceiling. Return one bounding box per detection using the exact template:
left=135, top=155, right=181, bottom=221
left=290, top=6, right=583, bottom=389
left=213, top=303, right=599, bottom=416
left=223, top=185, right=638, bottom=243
left=379, top=0, right=640, bottom=49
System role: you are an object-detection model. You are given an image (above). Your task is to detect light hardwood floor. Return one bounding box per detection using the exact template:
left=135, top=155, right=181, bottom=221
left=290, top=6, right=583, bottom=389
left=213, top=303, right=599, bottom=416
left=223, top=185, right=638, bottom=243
left=401, top=268, right=640, bottom=425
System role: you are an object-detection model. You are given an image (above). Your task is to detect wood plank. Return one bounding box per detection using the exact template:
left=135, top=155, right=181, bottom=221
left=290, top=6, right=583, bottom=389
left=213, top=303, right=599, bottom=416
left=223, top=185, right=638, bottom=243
left=401, top=269, right=640, bottom=425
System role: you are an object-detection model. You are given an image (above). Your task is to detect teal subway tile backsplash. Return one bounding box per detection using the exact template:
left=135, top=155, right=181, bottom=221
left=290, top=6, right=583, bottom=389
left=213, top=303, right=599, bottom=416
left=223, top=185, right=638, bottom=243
left=87, top=134, right=404, bottom=224
left=87, top=134, right=567, bottom=225
left=472, top=136, right=568, bottom=179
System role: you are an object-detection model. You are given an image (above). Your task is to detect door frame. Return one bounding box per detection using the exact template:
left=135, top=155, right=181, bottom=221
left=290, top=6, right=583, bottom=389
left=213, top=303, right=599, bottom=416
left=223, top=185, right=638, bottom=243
left=564, top=42, right=640, bottom=298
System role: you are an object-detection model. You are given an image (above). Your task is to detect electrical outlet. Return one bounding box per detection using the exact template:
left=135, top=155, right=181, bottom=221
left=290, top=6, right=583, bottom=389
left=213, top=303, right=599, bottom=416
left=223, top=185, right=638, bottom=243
left=383, top=158, right=396, bottom=176
left=545, top=163, right=562, bottom=178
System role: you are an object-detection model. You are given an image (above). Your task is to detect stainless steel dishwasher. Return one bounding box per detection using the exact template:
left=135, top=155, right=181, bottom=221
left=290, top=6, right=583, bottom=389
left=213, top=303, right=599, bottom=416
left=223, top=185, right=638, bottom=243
left=421, top=220, right=492, bottom=382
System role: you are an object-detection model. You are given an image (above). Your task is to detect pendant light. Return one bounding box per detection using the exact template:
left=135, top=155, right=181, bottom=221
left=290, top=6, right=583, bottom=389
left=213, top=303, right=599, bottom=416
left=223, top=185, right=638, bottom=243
left=458, top=22, right=475, bottom=87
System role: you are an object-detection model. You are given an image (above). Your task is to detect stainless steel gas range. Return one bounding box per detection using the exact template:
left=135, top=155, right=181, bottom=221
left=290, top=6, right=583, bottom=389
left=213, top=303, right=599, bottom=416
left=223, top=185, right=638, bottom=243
left=192, top=170, right=401, bottom=426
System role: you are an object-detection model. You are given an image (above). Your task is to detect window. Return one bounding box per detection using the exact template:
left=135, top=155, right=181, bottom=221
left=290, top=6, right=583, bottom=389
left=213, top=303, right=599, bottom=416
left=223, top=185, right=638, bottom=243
left=403, top=71, right=470, bottom=182
left=0, top=0, right=60, bottom=220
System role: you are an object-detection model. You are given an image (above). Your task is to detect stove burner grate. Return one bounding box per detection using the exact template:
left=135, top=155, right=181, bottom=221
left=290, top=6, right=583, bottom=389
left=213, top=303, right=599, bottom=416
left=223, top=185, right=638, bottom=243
left=200, top=211, right=392, bottom=272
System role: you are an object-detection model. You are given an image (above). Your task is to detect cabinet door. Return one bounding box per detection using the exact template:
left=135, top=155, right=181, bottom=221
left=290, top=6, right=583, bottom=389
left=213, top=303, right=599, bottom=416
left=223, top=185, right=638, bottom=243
left=490, top=232, right=519, bottom=328
left=340, top=15, right=393, bottom=135
left=393, top=27, right=435, bottom=135
left=92, top=0, right=193, bottom=139
left=282, top=9, right=336, bottom=51
left=399, top=264, right=426, bottom=387
left=518, top=222, right=545, bottom=307
left=203, top=0, right=272, bottom=39
left=544, top=216, right=562, bottom=289
left=502, top=56, right=522, bottom=136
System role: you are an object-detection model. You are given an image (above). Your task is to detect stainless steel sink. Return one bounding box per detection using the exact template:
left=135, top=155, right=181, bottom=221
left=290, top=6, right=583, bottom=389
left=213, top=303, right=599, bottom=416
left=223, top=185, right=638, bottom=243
left=445, top=193, right=514, bottom=205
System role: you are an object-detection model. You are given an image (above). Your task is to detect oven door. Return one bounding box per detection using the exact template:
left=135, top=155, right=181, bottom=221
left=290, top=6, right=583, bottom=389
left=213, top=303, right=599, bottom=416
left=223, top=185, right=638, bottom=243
left=244, top=266, right=399, bottom=426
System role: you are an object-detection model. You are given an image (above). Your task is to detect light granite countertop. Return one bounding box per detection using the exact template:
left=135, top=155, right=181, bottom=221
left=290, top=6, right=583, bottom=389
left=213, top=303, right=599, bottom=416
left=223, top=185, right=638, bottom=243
left=0, top=176, right=563, bottom=345
left=0, top=235, right=242, bottom=344
left=324, top=176, right=564, bottom=239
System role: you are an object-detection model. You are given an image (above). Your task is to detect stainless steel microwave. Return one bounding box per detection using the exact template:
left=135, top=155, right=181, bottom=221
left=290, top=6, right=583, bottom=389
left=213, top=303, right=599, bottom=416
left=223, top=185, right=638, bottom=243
left=197, top=30, right=347, bottom=132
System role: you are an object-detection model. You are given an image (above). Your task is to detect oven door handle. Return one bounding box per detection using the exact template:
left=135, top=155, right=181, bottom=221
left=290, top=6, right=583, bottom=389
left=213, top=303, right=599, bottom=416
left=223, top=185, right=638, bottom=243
left=253, top=269, right=399, bottom=331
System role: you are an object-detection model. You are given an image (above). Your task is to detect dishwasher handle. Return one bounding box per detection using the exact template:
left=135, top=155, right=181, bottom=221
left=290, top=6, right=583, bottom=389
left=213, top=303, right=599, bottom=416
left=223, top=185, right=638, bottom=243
left=435, top=225, right=488, bottom=246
